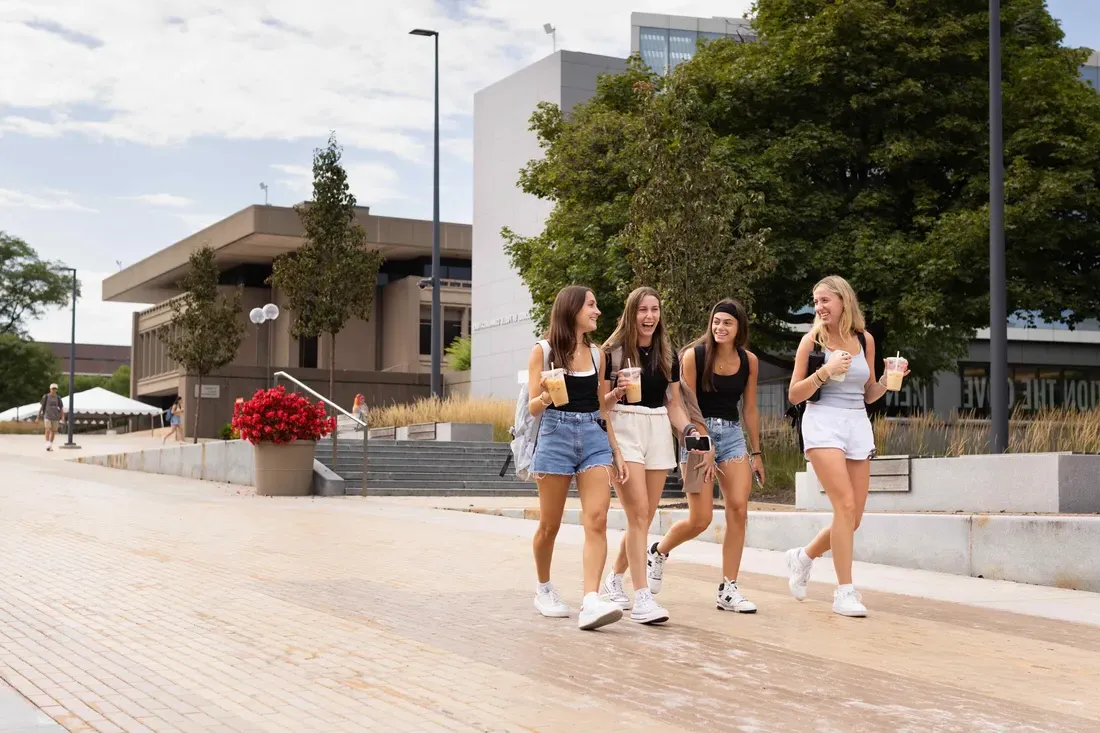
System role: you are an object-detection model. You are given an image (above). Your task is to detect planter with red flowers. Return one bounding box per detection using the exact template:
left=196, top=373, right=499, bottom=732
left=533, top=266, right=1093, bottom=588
left=232, top=386, right=336, bottom=496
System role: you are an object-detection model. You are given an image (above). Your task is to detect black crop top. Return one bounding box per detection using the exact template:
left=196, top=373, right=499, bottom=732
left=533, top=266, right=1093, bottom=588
left=606, top=346, right=680, bottom=409
left=693, top=344, right=749, bottom=421
left=547, top=350, right=601, bottom=413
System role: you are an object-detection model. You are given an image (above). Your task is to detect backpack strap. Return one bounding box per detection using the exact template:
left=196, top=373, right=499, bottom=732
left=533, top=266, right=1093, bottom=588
left=608, top=347, right=622, bottom=385
left=590, top=344, right=601, bottom=376
left=537, top=340, right=550, bottom=370
left=694, top=343, right=706, bottom=390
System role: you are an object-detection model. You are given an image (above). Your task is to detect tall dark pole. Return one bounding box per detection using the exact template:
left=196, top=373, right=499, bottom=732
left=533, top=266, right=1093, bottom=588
left=61, top=268, right=79, bottom=450
left=989, top=0, right=1008, bottom=452
left=430, top=32, right=442, bottom=399
left=411, top=28, right=442, bottom=398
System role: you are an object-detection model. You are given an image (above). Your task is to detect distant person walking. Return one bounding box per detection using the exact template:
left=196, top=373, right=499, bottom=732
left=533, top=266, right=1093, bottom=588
left=163, top=396, right=184, bottom=444
left=37, top=383, right=65, bottom=452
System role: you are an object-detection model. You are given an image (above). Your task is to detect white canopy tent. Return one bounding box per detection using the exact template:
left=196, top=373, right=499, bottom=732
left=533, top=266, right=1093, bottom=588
left=0, top=387, right=164, bottom=423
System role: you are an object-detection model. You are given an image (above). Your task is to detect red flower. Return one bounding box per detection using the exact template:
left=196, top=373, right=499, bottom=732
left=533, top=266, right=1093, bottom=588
left=230, top=385, right=336, bottom=445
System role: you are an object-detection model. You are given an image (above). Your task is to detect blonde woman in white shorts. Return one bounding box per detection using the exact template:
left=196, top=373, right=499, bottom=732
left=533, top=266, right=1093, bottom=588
left=597, top=287, right=695, bottom=624
left=786, top=275, right=907, bottom=617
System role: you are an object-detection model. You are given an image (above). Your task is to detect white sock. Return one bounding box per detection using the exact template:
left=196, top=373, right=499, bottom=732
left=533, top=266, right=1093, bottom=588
left=537, top=581, right=552, bottom=594
left=837, top=583, right=854, bottom=594
left=634, top=587, right=648, bottom=599
left=798, top=548, right=813, bottom=566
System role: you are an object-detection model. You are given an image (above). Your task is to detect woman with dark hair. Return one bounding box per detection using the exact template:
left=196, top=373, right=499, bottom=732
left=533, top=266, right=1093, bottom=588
left=527, top=285, right=629, bottom=631
left=598, top=286, right=696, bottom=624
left=646, top=299, right=764, bottom=613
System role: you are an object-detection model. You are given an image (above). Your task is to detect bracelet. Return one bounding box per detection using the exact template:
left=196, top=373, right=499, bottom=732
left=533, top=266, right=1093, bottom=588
left=683, top=423, right=699, bottom=436
left=539, top=393, right=552, bottom=407
left=751, top=451, right=762, bottom=457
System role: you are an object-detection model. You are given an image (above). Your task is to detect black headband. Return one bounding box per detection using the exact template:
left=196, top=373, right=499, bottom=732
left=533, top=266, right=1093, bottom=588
left=714, top=303, right=740, bottom=318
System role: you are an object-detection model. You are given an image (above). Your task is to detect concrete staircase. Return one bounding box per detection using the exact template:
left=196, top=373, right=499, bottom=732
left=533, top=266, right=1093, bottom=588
left=314, top=438, right=537, bottom=496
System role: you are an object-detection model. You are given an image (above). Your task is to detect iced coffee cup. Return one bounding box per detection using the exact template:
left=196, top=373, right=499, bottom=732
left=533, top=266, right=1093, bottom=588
left=885, top=356, right=908, bottom=392
left=829, top=350, right=851, bottom=382
left=542, top=368, right=569, bottom=407
left=620, top=367, right=642, bottom=404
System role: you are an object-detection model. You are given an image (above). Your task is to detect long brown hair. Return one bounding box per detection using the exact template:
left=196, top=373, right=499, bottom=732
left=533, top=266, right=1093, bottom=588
left=544, top=285, right=594, bottom=373
left=603, top=286, right=672, bottom=381
left=685, top=299, right=750, bottom=392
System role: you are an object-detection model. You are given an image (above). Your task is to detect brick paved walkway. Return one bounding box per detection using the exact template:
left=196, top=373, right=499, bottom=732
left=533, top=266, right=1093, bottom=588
left=0, top=452, right=1098, bottom=733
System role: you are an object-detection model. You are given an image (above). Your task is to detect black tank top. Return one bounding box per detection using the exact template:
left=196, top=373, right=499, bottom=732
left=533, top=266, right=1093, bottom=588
left=694, top=344, right=749, bottom=421
left=548, top=348, right=601, bottom=414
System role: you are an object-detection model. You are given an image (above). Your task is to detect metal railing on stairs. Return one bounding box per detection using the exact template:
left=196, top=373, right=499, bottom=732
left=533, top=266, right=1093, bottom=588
left=272, top=371, right=369, bottom=496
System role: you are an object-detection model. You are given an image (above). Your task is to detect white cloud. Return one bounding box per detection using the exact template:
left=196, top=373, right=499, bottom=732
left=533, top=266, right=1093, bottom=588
left=272, top=160, right=406, bottom=204
left=0, top=1, right=752, bottom=160
left=0, top=187, right=97, bottom=213
left=121, top=193, right=194, bottom=207
left=26, top=271, right=147, bottom=346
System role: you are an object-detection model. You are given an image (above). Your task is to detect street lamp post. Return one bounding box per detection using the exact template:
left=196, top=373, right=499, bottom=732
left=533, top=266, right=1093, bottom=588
left=60, top=267, right=80, bottom=450
left=411, top=27, right=443, bottom=399
left=249, top=304, right=280, bottom=390
left=989, top=0, right=1008, bottom=452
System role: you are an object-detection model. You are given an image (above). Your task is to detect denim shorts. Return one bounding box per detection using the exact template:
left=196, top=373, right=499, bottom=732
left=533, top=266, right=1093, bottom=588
left=532, top=410, right=614, bottom=476
left=680, top=417, right=747, bottom=465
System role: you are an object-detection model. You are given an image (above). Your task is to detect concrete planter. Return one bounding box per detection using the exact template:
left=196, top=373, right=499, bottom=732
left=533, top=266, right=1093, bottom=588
left=796, top=452, right=1100, bottom=513
left=253, top=440, right=317, bottom=496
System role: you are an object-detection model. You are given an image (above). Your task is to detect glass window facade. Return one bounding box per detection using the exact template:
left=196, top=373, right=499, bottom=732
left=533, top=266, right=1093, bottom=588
left=638, top=25, right=754, bottom=75
left=669, top=30, right=697, bottom=72
left=639, top=27, right=669, bottom=75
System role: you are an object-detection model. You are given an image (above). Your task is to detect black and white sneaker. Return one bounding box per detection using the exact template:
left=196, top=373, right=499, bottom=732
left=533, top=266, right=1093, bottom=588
left=716, top=579, right=757, bottom=613
left=646, top=542, right=668, bottom=594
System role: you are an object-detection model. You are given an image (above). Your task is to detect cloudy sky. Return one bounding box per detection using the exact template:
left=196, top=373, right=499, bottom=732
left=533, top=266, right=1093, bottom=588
left=1, top=0, right=1096, bottom=346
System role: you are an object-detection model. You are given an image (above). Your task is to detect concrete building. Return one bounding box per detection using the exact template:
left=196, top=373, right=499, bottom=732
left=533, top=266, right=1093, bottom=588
left=41, top=342, right=129, bottom=377
left=104, top=205, right=472, bottom=438
left=472, top=11, right=1100, bottom=418
left=471, top=13, right=753, bottom=398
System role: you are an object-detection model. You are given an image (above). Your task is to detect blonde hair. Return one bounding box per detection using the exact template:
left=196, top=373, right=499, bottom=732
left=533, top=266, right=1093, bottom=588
left=809, top=275, right=865, bottom=349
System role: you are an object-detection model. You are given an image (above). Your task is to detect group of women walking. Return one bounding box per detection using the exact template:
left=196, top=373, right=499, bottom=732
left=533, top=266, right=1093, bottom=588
left=525, top=275, right=908, bottom=630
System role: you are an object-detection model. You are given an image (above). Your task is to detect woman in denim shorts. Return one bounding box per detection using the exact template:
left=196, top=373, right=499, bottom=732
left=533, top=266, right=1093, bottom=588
left=645, top=300, right=765, bottom=614
left=527, top=285, right=628, bottom=631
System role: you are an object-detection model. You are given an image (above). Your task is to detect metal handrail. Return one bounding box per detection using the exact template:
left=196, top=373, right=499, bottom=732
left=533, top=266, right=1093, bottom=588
left=272, top=371, right=366, bottom=427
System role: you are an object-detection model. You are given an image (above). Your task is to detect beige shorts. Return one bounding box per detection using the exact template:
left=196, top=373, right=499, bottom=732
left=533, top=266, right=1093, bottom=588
left=610, top=405, right=677, bottom=471
left=44, top=419, right=59, bottom=432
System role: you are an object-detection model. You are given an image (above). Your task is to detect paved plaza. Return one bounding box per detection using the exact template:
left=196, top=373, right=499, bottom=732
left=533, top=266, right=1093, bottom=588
left=0, top=445, right=1098, bottom=732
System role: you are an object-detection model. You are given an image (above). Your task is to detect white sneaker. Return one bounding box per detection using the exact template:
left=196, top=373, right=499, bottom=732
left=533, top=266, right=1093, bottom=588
left=600, top=572, right=630, bottom=610
left=534, top=583, right=570, bottom=618
left=646, top=542, right=668, bottom=594
left=578, top=592, right=623, bottom=631
left=833, top=586, right=868, bottom=617
left=630, top=589, right=669, bottom=624
left=785, top=548, right=813, bottom=601
left=716, top=579, right=757, bottom=613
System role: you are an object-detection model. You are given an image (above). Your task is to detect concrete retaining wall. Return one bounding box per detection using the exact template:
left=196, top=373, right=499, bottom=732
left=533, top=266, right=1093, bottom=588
left=466, top=506, right=1100, bottom=592
left=76, top=440, right=344, bottom=495
left=796, top=452, right=1100, bottom=513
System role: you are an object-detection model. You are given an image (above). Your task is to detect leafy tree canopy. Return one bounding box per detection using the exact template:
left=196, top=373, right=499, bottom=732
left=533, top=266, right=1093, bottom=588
left=0, top=232, right=78, bottom=338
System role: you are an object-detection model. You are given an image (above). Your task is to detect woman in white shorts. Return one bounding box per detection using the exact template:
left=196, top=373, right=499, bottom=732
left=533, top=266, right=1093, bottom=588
left=597, top=287, right=694, bottom=624
left=785, top=275, right=906, bottom=617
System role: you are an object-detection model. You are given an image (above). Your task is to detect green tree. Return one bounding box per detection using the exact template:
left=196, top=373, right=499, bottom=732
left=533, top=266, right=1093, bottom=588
left=0, top=233, right=78, bottom=337
left=0, top=335, right=61, bottom=412
left=445, top=335, right=472, bottom=372
left=503, top=0, right=1100, bottom=382
left=503, top=60, right=658, bottom=341
left=160, top=246, right=245, bottom=443
left=268, top=133, right=385, bottom=460
left=105, top=365, right=130, bottom=397
left=617, top=77, right=773, bottom=345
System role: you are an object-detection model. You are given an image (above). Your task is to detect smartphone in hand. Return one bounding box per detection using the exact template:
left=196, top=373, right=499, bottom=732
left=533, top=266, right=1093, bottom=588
left=685, top=435, right=711, bottom=452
